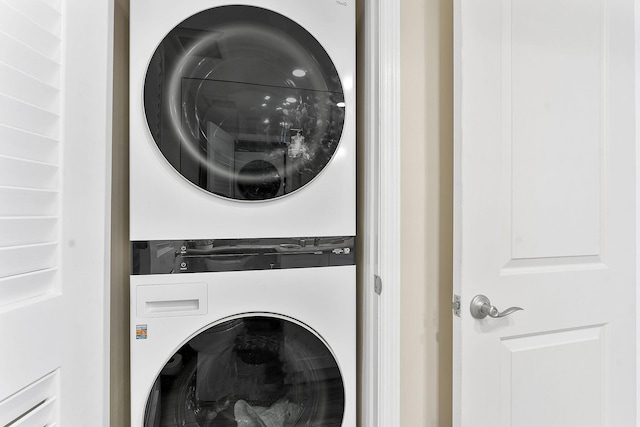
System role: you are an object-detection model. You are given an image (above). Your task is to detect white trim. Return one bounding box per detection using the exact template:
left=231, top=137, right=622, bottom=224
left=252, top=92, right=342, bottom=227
left=363, top=0, right=401, bottom=426
left=452, top=0, right=463, bottom=424
left=59, top=0, right=114, bottom=424
left=636, top=2, right=640, bottom=425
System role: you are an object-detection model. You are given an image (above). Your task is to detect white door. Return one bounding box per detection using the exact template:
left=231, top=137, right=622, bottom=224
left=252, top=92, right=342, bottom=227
left=0, top=1, right=66, bottom=424
left=0, top=1, right=112, bottom=425
left=453, top=0, right=636, bottom=426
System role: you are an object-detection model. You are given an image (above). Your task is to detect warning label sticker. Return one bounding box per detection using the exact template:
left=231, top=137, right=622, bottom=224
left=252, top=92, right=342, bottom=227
left=136, top=324, right=148, bottom=340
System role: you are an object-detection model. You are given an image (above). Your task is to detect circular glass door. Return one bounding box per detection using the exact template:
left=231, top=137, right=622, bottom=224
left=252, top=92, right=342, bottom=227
left=144, top=6, right=345, bottom=201
left=144, top=316, right=345, bottom=426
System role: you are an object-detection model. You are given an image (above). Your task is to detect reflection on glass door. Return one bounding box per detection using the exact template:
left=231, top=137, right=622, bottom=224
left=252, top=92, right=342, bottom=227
left=144, top=316, right=345, bottom=426
left=144, top=6, right=346, bottom=201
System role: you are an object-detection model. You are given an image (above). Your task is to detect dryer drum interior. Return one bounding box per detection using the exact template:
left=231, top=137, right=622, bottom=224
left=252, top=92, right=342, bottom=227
left=144, top=5, right=346, bottom=201
left=144, top=316, right=345, bottom=426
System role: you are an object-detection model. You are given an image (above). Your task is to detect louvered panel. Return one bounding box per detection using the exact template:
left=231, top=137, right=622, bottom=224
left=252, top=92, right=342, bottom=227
left=0, top=32, right=60, bottom=86
left=0, top=0, right=61, bottom=36
left=9, top=397, right=55, bottom=426
left=0, top=125, right=58, bottom=164
left=0, top=243, right=57, bottom=278
left=0, top=62, right=59, bottom=111
left=0, top=217, right=57, bottom=247
left=0, top=3, right=60, bottom=62
left=0, top=156, right=57, bottom=190
left=0, top=188, right=57, bottom=216
left=0, top=269, right=56, bottom=307
left=0, top=0, right=61, bottom=421
left=0, top=371, right=58, bottom=427
left=0, top=94, right=58, bottom=139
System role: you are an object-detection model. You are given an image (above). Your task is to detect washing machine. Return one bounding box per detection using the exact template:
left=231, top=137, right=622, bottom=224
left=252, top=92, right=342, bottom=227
left=130, top=237, right=356, bottom=427
left=130, top=0, right=355, bottom=240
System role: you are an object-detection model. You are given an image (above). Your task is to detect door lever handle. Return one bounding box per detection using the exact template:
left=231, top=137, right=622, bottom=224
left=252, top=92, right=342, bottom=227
left=470, top=294, right=523, bottom=319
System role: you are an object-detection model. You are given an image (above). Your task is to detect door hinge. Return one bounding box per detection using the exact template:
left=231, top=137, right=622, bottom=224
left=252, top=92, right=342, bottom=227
left=452, top=295, right=461, bottom=317
left=374, top=274, right=382, bottom=295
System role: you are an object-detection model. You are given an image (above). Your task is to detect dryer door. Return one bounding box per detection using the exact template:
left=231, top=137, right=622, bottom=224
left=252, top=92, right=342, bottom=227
left=144, top=6, right=345, bottom=201
left=144, top=316, right=345, bottom=426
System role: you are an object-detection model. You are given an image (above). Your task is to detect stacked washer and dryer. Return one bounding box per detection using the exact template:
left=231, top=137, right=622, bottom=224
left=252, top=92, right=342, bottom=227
left=129, top=1, right=355, bottom=426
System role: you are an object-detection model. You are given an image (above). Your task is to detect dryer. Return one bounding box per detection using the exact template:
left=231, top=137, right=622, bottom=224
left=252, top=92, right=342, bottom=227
left=130, top=0, right=355, bottom=240
left=130, top=240, right=356, bottom=427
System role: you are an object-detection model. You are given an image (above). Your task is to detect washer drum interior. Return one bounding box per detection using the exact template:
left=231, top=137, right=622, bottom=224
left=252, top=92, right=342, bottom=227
left=144, top=316, right=345, bottom=426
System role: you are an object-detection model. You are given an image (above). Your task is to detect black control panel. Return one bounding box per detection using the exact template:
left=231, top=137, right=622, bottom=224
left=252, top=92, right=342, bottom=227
left=131, top=236, right=356, bottom=275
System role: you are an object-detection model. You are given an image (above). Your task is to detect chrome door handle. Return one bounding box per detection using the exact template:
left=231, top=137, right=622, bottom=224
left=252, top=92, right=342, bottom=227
left=470, top=295, right=523, bottom=319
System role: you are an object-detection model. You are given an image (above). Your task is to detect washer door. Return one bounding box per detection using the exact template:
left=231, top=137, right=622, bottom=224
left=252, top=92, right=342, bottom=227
left=144, top=6, right=345, bottom=201
left=144, top=316, right=345, bottom=426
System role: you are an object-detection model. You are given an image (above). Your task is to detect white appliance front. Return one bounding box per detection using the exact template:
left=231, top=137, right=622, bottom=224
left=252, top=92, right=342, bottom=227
left=130, top=266, right=356, bottom=427
left=130, top=0, right=355, bottom=240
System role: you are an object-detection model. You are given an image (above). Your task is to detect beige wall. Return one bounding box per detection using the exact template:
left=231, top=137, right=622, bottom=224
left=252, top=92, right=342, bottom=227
left=400, top=0, right=453, bottom=425
left=110, top=0, right=130, bottom=425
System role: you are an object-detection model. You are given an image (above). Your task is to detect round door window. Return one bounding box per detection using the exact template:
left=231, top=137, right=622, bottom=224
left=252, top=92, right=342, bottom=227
left=144, top=316, right=345, bottom=426
left=144, top=6, right=346, bottom=201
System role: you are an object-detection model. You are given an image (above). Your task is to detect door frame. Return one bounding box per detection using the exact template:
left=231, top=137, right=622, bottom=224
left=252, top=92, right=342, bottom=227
left=362, top=0, right=401, bottom=426
left=364, top=1, right=640, bottom=426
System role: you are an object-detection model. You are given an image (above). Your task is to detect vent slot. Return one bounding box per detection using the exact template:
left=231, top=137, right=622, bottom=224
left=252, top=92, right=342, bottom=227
left=0, top=371, right=59, bottom=426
